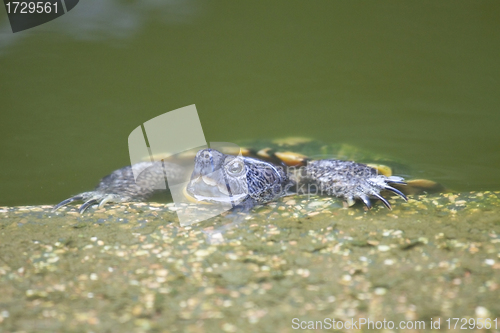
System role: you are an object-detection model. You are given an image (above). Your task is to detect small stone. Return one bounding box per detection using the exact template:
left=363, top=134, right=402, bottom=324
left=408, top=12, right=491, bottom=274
left=485, top=259, right=495, bottom=266
left=195, top=249, right=210, bottom=257
left=475, top=306, right=490, bottom=318
left=378, top=245, right=391, bottom=252
left=342, top=274, right=352, bottom=282
left=222, top=323, right=237, bottom=332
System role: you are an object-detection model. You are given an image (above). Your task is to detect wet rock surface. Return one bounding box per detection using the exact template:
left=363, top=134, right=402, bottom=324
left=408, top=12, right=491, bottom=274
left=1, top=192, right=500, bottom=332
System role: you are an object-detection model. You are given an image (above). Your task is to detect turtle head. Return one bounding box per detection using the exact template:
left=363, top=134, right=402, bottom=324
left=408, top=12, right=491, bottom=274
left=186, top=149, right=249, bottom=205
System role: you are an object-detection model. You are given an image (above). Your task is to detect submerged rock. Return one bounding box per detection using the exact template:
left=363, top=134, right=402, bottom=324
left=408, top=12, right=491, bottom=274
left=1, top=191, right=500, bottom=331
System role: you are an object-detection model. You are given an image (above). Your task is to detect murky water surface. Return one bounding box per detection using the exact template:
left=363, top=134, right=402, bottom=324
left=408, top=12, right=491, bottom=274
left=1, top=1, right=500, bottom=206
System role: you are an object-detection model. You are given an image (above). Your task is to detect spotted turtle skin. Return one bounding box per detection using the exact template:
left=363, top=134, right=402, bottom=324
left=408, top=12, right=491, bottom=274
left=186, top=149, right=293, bottom=210
left=299, top=159, right=407, bottom=209
left=54, top=138, right=441, bottom=213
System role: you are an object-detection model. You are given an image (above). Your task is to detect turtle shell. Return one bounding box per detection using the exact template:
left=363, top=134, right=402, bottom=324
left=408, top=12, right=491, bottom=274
left=148, top=137, right=444, bottom=196
left=231, top=137, right=445, bottom=196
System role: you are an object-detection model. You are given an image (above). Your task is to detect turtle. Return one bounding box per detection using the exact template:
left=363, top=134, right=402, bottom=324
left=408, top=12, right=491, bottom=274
left=53, top=138, right=444, bottom=213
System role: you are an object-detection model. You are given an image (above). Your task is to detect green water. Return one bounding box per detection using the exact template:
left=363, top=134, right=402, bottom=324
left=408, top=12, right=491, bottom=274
left=1, top=0, right=500, bottom=206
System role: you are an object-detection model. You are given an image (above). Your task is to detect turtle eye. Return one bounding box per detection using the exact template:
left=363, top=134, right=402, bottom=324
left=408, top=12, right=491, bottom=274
left=226, top=160, right=244, bottom=176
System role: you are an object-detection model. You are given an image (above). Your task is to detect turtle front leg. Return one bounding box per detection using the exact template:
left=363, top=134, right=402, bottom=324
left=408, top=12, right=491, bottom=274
left=302, top=159, right=408, bottom=210
left=54, top=161, right=186, bottom=213
left=53, top=191, right=133, bottom=214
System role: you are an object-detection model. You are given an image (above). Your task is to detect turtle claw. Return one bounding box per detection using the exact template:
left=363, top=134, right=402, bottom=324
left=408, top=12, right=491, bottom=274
left=361, top=174, right=409, bottom=209
left=383, top=185, right=408, bottom=202
left=54, top=192, right=127, bottom=214
left=359, top=194, right=372, bottom=209
left=98, top=194, right=120, bottom=208
left=386, top=176, right=406, bottom=185
left=79, top=198, right=99, bottom=214
left=53, top=195, right=84, bottom=211
left=372, top=192, right=392, bottom=210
